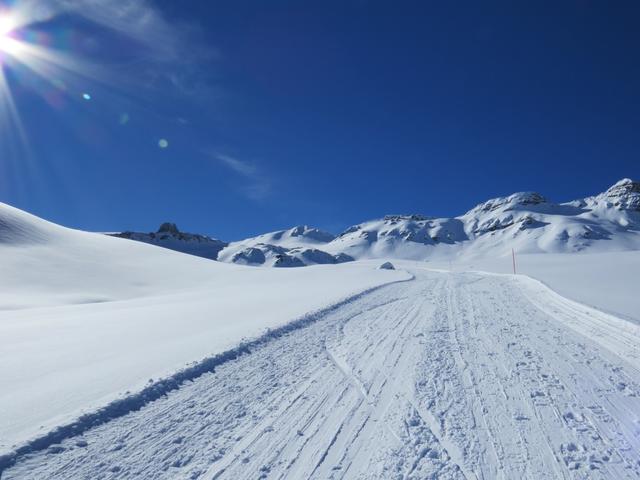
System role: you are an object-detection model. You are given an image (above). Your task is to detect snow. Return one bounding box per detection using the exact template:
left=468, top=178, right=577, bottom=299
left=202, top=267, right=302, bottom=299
left=4, top=265, right=640, bottom=479
left=0, top=203, right=408, bottom=457
left=217, top=225, right=334, bottom=261
left=323, top=178, right=640, bottom=261
left=217, top=226, right=343, bottom=267
left=429, top=250, right=640, bottom=324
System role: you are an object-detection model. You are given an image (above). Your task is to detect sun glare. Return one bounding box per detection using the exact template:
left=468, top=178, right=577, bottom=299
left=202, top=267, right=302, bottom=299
left=0, top=6, right=88, bottom=168
left=0, top=16, right=15, bottom=36
left=0, top=15, right=18, bottom=58
left=0, top=35, right=24, bottom=56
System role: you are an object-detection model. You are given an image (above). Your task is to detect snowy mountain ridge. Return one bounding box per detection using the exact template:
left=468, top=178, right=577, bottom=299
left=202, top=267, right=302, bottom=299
left=104, top=178, right=639, bottom=266
left=109, top=223, right=228, bottom=261
left=324, top=178, right=640, bottom=261
left=216, top=225, right=348, bottom=267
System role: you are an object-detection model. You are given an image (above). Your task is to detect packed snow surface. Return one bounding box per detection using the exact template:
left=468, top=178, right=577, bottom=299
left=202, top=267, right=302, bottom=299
left=4, top=266, right=640, bottom=479
left=430, top=250, right=640, bottom=324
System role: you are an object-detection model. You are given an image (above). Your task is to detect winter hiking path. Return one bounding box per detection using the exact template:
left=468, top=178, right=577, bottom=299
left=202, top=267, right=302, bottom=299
left=3, top=267, right=640, bottom=479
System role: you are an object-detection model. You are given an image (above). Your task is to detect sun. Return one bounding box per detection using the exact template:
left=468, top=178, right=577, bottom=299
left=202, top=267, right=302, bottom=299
left=0, top=15, right=18, bottom=56
left=0, top=15, right=14, bottom=36
left=0, top=7, right=74, bottom=157
left=0, top=4, right=101, bottom=157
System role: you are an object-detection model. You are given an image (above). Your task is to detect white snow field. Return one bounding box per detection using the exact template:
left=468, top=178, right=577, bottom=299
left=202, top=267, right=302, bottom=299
left=3, top=265, right=640, bottom=479
left=0, top=203, right=408, bottom=460
left=429, top=250, right=640, bottom=324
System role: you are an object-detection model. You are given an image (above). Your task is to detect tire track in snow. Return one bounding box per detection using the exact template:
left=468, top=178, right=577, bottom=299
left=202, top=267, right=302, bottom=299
left=0, top=278, right=411, bottom=476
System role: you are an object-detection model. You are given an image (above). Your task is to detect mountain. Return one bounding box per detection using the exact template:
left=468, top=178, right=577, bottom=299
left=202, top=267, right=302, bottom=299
left=324, top=178, right=640, bottom=260
left=216, top=225, right=351, bottom=267
left=101, top=178, right=640, bottom=266
left=109, top=223, right=227, bottom=260
left=226, top=225, right=336, bottom=248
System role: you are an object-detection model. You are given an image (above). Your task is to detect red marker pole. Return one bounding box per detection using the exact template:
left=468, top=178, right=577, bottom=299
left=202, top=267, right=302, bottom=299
left=512, top=248, right=517, bottom=275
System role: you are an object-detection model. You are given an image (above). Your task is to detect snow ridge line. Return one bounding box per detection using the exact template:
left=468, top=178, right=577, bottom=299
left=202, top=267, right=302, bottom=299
left=0, top=273, right=414, bottom=475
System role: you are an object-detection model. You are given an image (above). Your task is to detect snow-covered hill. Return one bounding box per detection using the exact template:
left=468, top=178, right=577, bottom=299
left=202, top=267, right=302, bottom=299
left=215, top=225, right=352, bottom=267
left=325, top=178, right=640, bottom=260
left=225, top=225, right=336, bottom=249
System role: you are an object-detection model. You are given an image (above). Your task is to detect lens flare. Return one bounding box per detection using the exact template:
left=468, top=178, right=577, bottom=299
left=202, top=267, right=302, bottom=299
left=0, top=6, right=91, bottom=195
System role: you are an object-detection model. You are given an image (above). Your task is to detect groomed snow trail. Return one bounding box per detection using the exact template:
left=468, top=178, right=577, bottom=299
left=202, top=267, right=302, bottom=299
left=4, top=268, right=640, bottom=479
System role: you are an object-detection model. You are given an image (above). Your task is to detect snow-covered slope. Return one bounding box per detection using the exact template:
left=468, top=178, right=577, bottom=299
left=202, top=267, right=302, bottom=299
left=0, top=204, right=226, bottom=310
left=428, top=250, right=640, bottom=324
left=225, top=225, right=336, bottom=250
left=325, top=178, right=640, bottom=260
left=109, top=223, right=227, bottom=260
left=0, top=203, right=407, bottom=456
left=217, top=225, right=350, bottom=267
left=219, top=243, right=353, bottom=268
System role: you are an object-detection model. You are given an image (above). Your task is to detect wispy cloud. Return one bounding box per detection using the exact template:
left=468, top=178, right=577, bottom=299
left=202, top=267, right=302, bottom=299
left=216, top=154, right=258, bottom=177
left=241, top=183, right=272, bottom=201
left=17, top=0, right=217, bottom=95
left=212, top=153, right=272, bottom=201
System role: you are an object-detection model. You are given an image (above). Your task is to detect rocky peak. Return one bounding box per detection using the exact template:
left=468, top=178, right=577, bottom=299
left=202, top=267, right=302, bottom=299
left=602, top=178, right=640, bottom=211
left=289, top=225, right=308, bottom=237
left=158, top=223, right=180, bottom=235
left=467, top=192, right=546, bottom=216
left=605, top=178, right=640, bottom=196
left=288, top=225, right=335, bottom=243
left=383, top=214, right=430, bottom=222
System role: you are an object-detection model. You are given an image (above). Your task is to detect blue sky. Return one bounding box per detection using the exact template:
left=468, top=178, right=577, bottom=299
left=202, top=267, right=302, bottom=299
left=0, top=0, right=639, bottom=240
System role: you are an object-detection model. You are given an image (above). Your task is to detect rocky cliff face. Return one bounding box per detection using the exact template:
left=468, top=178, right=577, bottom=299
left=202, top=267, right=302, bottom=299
left=598, top=178, right=640, bottom=211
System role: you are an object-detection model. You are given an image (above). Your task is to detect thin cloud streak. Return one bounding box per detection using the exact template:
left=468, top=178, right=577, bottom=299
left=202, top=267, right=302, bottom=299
left=215, top=154, right=258, bottom=177
left=212, top=153, right=272, bottom=201
left=16, top=0, right=217, bottom=95
left=23, top=0, right=184, bottom=57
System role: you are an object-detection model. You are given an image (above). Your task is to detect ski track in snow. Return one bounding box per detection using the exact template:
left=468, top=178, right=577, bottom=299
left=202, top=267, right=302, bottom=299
left=4, top=268, right=640, bottom=479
